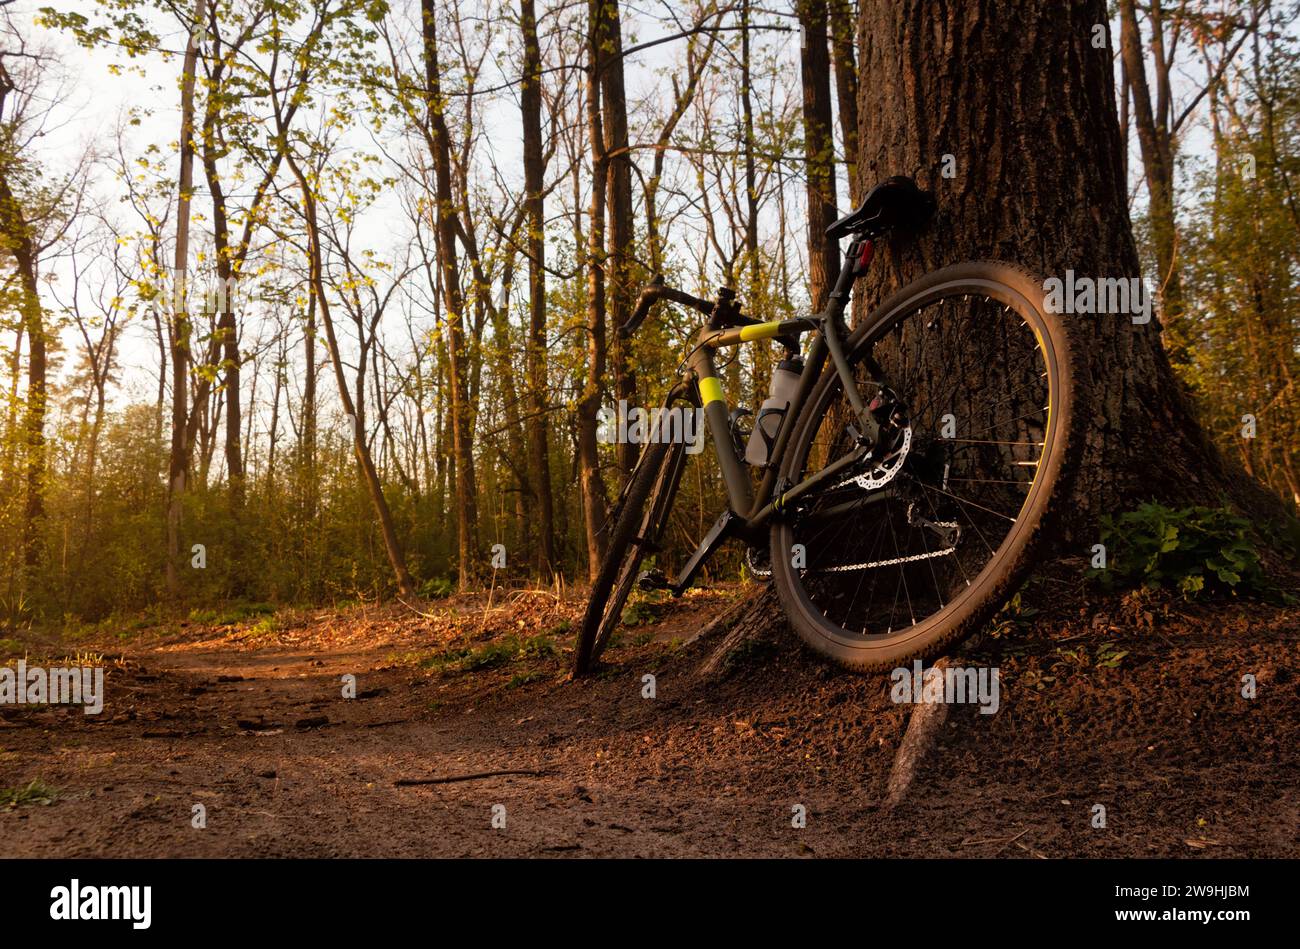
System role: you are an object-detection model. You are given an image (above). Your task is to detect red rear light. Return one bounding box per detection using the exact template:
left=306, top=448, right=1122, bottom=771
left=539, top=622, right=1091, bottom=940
left=855, top=239, right=875, bottom=274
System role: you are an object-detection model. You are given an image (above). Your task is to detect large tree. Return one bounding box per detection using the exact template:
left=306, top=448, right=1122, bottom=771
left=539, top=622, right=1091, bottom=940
left=852, top=0, right=1272, bottom=530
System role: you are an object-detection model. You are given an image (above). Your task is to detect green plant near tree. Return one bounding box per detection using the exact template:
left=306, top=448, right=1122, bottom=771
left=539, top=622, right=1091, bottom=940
left=1089, top=503, right=1266, bottom=596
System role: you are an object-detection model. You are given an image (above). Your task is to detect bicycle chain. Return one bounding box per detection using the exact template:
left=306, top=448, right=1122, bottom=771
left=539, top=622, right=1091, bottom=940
left=807, top=539, right=957, bottom=572
left=748, top=520, right=959, bottom=575
left=811, top=510, right=959, bottom=571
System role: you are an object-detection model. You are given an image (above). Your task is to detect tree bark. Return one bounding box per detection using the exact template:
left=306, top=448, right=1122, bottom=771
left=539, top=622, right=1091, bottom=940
left=0, top=85, right=46, bottom=576
left=828, top=0, right=860, bottom=203
left=797, top=0, right=839, bottom=313
left=164, top=0, right=206, bottom=597
left=598, top=0, right=637, bottom=482
left=579, top=0, right=612, bottom=579
left=1117, top=0, right=1186, bottom=364
left=422, top=0, right=480, bottom=589
left=852, top=0, right=1264, bottom=528
left=520, top=0, right=557, bottom=577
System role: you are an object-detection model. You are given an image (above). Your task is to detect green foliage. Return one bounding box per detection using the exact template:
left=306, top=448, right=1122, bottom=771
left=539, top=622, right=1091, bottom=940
left=1177, top=52, right=1300, bottom=510
left=416, top=632, right=557, bottom=674
left=620, top=590, right=668, bottom=627
left=1056, top=641, right=1130, bottom=670
left=1089, top=503, right=1265, bottom=597
left=188, top=601, right=274, bottom=627
left=986, top=590, right=1040, bottom=639
left=418, top=577, right=454, bottom=599
left=0, top=777, right=58, bottom=809
left=249, top=613, right=281, bottom=636
left=506, top=669, right=545, bottom=689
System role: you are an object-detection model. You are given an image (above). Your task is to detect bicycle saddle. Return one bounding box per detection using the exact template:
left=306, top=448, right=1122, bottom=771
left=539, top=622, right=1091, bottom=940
left=825, top=175, right=936, bottom=239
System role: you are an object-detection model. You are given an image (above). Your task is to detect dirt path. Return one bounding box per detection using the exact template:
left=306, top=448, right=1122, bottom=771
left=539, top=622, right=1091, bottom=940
left=2, top=584, right=1297, bottom=857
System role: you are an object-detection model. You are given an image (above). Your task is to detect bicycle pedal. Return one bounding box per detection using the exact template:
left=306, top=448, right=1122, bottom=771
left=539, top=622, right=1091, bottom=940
left=637, top=570, right=671, bottom=591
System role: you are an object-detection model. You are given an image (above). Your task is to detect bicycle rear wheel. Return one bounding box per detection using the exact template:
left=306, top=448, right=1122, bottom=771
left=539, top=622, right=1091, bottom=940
left=771, top=261, right=1079, bottom=671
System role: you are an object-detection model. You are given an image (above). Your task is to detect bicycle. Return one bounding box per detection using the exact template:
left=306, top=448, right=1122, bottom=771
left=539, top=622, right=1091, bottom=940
left=571, top=176, right=1079, bottom=677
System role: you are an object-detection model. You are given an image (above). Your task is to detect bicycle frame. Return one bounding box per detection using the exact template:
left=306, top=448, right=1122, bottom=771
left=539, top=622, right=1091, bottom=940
left=656, top=237, right=886, bottom=594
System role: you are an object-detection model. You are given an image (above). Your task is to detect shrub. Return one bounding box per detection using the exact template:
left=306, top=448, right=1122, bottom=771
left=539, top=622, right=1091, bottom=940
left=418, top=577, right=454, bottom=599
left=1089, top=503, right=1265, bottom=597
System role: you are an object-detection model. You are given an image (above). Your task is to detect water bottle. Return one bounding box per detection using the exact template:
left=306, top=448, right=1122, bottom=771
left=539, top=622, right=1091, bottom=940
left=744, top=357, right=803, bottom=466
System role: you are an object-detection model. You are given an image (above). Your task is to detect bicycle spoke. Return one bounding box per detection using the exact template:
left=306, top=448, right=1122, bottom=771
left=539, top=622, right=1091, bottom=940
left=782, top=281, right=1055, bottom=647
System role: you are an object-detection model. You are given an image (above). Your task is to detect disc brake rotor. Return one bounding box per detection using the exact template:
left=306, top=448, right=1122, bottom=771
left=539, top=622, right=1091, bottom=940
left=833, top=424, right=912, bottom=492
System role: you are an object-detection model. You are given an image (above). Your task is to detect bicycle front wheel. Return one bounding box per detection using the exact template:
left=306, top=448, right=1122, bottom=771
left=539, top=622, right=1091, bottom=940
left=572, top=433, right=688, bottom=677
left=771, top=260, right=1080, bottom=672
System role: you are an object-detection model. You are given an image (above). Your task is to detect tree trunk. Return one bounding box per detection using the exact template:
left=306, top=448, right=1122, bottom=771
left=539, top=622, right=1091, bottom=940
left=579, top=0, right=612, bottom=579
left=520, top=0, right=557, bottom=577
left=598, top=0, right=637, bottom=482
left=2, top=321, right=22, bottom=499
left=853, top=0, right=1264, bottom=528
left=0, top=137, right=45, bottom=577
left=423, top=0, right=480, bottom=589
left=741, top=0, right=759, bottom=282
left=164, top=0, right=207, bottom=596
left=1117, top=0, right=1186, bottom=365
left=797, top=0, right=839, bottom=313
left=282, top=150, right=416, bottom=598
left=303, top=290, right=317, bottom=475
left=200, top=56, right=245, bottom=512
left=828, top=0, right=860, bottom=203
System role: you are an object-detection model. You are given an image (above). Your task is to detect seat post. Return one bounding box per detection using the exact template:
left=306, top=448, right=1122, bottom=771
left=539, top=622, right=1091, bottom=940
left=824, top=238, right=866, bottom=317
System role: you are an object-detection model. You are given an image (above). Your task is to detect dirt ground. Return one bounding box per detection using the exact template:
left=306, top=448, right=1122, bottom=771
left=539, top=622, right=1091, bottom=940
left=2, top=573, right=1297, bottom=858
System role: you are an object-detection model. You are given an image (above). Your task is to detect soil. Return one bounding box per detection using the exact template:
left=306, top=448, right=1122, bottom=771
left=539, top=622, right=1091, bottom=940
left=1, top=573, right=1297, bottom=858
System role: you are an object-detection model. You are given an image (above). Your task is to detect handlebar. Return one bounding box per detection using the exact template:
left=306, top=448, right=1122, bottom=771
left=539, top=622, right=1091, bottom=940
left=619, top=280, right=755, bottom=339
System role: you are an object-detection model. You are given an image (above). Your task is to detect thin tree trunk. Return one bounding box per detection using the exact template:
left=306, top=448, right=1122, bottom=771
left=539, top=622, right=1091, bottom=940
left=1, top=321, right=22, bottom=491
left=579, top=0, right=612, bottom=578
left=203, top=113, right=244, bottom=509
left=797, top=0, right=839, bottom=313
left=422, top=0, right=480, bottom=589
left=1118, top=0, right=1186, bottom=362
left=164, top=0, right=207, bottom=596
left=520, top=0, right=556, bottom=577
left=0, top=115, right=46, bottom=576
left=282, top=148, right=416, bottom=597
left=828, top=0, right=860, bottom=203
left=598, top=0, right=637, bottom=482
left=741, top=0, right=767, bottom=390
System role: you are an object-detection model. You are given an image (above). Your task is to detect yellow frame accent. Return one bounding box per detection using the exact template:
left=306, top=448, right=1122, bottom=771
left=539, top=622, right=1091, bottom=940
left=738, top=320, right=784, bottom=342
left=697, top=375, right=725, bottom=406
